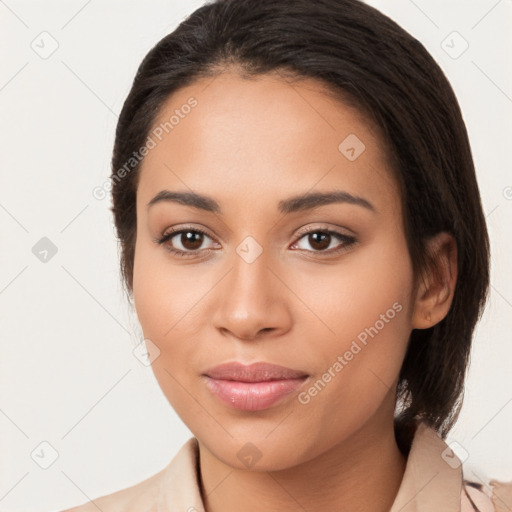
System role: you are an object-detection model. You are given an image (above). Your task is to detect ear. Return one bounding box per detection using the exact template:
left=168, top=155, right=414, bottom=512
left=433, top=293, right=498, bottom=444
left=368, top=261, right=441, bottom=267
left=411, top=232, right=458, bottom=330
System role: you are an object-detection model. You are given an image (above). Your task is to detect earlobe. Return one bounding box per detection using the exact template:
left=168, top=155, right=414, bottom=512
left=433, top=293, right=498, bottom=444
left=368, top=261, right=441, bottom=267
left=411, top=232, right=458, bottom=330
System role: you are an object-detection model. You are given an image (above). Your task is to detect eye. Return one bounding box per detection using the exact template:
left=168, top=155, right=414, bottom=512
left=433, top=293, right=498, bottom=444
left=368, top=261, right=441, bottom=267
left=154, top=225, right=357, bottom=258
left=290, top=227, right=356, bottom=255
left=154, top=226, right=219, bottom=258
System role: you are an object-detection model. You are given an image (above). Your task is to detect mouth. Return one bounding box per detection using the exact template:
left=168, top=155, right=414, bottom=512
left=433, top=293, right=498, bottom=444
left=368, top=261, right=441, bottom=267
left=202, top=361, right=309, bottom=411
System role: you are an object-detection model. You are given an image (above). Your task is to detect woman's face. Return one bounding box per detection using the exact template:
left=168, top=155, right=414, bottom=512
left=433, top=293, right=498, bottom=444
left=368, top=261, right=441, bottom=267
left=133, top=71, right=417, bottom=470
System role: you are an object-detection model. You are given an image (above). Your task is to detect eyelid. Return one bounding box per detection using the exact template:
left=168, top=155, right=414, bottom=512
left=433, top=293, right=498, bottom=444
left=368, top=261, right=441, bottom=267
left=293, top=223, right=355, bottom=239
left=153, top=224, right=216, bottom=245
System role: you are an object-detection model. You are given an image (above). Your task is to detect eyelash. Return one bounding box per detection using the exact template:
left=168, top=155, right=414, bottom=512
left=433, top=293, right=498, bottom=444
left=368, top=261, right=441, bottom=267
left=154, top=225, right=356, bottom=259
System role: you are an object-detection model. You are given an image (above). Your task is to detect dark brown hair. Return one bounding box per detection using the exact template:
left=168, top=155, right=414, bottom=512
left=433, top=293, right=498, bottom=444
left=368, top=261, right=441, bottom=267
left=110, top=0, right=490, bottom=444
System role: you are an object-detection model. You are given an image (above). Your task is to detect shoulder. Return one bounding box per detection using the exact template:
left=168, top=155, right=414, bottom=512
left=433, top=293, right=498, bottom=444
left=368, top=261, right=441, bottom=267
left=489, top=480, right=512, bottom=512
left=58, top=465, right=166, bottom=512
left=57, top=438, right=200, bottom=512
left=462, top=481, right=495, bottom=512
left=461, top=479, right=512, bottom=512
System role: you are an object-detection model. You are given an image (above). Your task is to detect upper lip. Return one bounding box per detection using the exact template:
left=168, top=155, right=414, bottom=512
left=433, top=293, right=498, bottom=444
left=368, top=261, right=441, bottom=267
left=203, top=362, right=308, bottom=382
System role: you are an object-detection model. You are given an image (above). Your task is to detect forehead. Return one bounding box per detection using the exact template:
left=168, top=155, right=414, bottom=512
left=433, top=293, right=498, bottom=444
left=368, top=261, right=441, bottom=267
left=137, top=71, right=400, bottom=217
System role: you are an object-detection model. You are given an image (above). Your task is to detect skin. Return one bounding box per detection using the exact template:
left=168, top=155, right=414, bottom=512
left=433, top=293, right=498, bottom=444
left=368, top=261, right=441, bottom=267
left=132, top=70, right=457, bottom=512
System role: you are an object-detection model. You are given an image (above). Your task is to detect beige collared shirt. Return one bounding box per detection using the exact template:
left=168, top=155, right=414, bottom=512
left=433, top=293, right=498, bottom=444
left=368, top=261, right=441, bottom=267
left=63, top=422, right=500, bottom=512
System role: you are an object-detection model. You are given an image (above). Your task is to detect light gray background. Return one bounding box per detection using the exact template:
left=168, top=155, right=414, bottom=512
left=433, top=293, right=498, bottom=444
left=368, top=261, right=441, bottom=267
left=0, top=1, right=511, bottom=511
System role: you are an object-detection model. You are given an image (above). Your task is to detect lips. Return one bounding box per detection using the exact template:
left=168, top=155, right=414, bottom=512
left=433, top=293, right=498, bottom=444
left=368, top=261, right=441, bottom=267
left=202, top=361, right=309, bottom=411
left=203, top=361, right=308, bottom=382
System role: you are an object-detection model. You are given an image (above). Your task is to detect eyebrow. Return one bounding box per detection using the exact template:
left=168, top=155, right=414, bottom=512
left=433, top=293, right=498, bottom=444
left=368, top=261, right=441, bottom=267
left=147, top=189, right=376, bottom=214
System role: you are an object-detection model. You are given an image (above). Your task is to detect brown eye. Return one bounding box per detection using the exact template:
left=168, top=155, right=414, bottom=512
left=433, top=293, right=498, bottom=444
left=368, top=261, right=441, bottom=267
left=178, top=231, right=205, bottom=250
left=156, top=227, right=217, bottom=257
left=292, top=228, right=356, bottom=255
left=306, top=232, right=331, bottom=251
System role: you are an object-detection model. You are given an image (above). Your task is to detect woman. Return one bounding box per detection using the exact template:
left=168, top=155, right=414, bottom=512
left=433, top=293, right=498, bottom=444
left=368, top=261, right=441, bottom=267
left=62, top=0, right=505, bottom=510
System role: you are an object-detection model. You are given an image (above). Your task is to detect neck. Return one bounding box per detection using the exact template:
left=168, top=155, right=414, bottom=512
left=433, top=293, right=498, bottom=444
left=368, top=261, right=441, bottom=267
left=198, top=411, right=407, bottom=512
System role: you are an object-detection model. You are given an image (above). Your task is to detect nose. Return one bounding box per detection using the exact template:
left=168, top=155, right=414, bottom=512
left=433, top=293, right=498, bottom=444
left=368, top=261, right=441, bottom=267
left=212, top=249, right=292, bottom=342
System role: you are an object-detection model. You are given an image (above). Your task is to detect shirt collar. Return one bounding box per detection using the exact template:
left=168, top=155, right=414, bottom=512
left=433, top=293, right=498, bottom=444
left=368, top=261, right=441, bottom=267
left=390, top=421, right=463, bottom=511
left=158, top=422, right=463, bottom=512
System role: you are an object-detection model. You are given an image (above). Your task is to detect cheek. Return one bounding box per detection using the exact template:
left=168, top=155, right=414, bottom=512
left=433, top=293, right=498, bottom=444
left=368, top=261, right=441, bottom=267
left=296, top=231, right=414, bottom=425
left=132, top=244, right=208, bottom=421
left=132, top=236, right=205, bottom=339
left=295, top=228, right=414, bottom=352
left=299, top=236, right=413, bottom=378
left=132, top=239, right=221, bottom=413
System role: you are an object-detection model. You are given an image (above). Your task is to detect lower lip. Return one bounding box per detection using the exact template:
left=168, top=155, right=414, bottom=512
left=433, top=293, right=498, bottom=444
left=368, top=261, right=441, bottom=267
left=203, top=376, right=307, bottom=411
